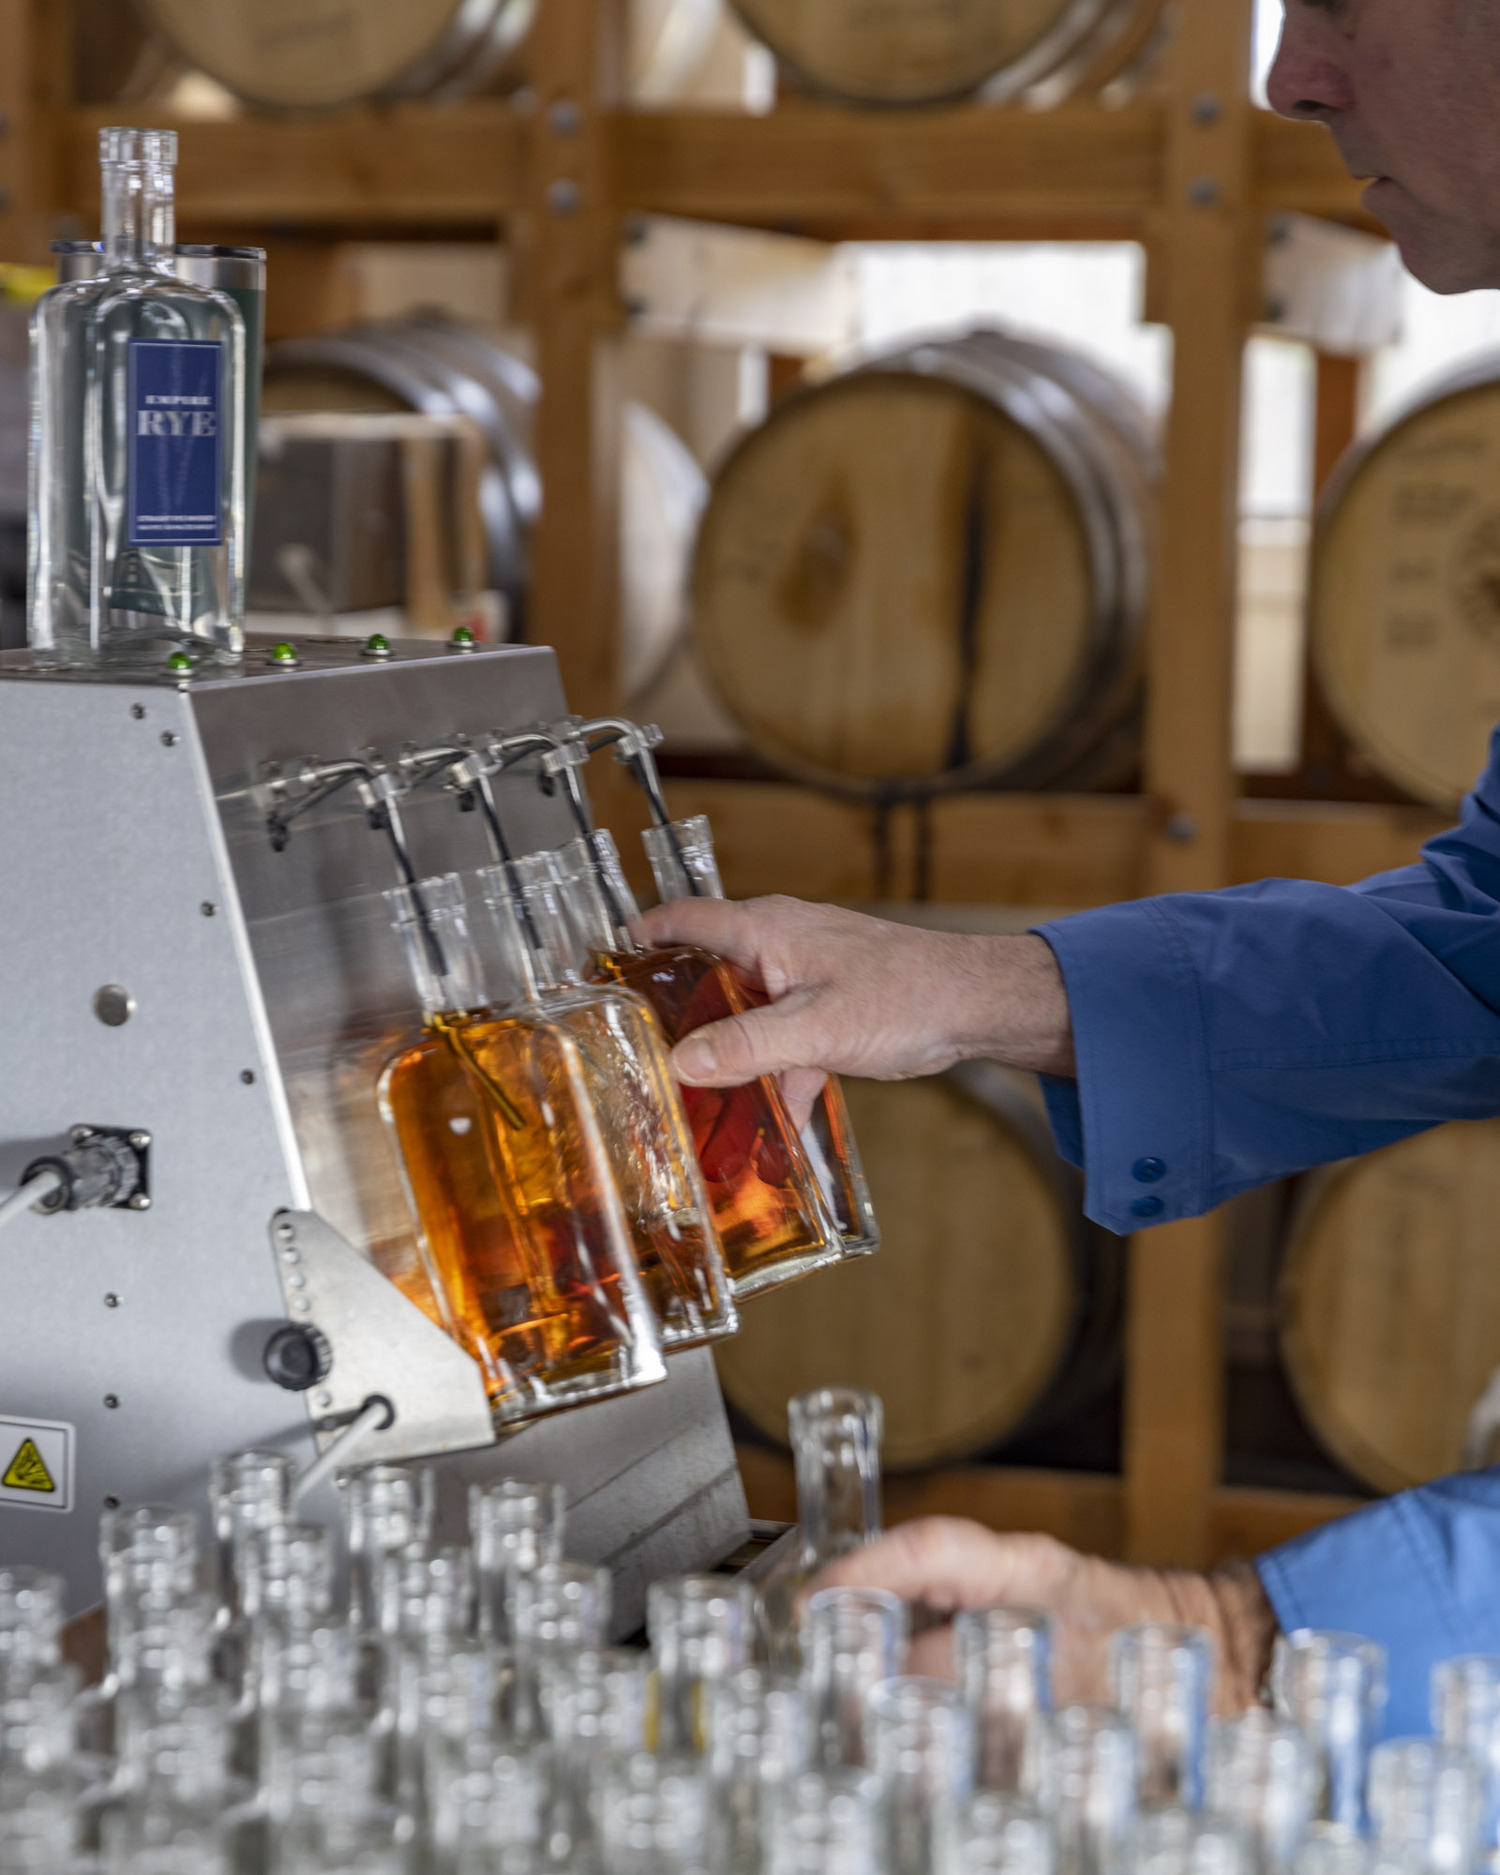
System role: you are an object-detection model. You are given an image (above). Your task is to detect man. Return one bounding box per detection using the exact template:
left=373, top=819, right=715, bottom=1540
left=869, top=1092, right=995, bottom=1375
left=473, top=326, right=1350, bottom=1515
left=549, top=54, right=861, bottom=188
left=637, top=0, right=1500, bottom=1731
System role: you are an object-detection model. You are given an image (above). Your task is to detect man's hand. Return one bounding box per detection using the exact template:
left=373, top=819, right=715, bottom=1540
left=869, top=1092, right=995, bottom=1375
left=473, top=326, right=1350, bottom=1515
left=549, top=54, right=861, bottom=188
left=815, top=1518, right=1277, bottom=1715
left=633, top=898, right=1075, bottom=1102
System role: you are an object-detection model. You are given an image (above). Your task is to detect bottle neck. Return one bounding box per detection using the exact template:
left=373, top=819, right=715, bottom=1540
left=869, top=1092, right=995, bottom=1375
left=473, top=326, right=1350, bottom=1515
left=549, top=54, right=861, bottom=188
left=100, top=158, right=176, bottom=272
left=791, top=1394, right=882, bottom=1565
left=556, top=834, right=641, bottom=956
left=387, top=878, right=487, bottom=1019
left=644, top=816, right=725, bottom=903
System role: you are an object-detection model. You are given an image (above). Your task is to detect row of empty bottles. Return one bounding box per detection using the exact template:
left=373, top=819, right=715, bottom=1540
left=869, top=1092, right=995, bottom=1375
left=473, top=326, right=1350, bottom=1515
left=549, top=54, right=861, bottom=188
left=355, top=758, right=876, bottom=1422
left=7, top=1389, right=1500, bottom=1873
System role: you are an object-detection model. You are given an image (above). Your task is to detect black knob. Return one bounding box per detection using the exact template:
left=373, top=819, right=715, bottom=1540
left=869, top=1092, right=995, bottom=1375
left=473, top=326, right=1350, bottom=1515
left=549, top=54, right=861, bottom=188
left=263, top=1324, right=333, bottom=1392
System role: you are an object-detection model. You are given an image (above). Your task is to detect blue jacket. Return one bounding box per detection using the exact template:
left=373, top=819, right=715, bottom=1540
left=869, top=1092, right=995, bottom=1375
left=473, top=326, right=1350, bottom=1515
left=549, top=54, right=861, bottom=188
left=1034, top=727, right=1500, bottom=1736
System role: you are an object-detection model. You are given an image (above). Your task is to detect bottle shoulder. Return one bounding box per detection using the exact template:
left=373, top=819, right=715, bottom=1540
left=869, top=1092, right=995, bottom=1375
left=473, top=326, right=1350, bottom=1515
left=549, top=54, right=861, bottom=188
left=34, top=273, right=242, bottom=342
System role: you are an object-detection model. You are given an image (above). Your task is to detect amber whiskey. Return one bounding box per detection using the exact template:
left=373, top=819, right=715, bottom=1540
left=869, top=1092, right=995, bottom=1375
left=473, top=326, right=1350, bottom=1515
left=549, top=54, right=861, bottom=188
left=551, top=837, right=841, bottom=1297
left=378, top=877, right=664, bottom=1423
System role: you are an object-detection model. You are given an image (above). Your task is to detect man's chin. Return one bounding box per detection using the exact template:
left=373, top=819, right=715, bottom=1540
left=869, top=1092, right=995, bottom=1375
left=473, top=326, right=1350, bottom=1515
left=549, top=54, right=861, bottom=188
left=1361, top=181, right=1500, bottom=293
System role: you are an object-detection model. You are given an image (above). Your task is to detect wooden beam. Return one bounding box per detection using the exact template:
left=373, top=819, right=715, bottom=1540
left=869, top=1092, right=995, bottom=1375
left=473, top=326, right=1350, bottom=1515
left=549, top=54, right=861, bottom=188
left=614, top=105, right=1164, bottom=229
left=60, top=106, right=524, bottom=226
left=1252, top=112, right=1374, bottom=221
left=523, top=0, right=627, bottom=717
left=654, top=779, right=1442, bottom=909
left=0, top=0, right=68, bottom=265
left=736, top=1447, right=1363, bottom=1568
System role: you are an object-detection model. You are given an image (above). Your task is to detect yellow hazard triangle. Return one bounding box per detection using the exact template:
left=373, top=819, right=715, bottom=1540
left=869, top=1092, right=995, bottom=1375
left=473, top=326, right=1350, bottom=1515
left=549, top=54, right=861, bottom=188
left=2, top=1439, right=56, bottom=1493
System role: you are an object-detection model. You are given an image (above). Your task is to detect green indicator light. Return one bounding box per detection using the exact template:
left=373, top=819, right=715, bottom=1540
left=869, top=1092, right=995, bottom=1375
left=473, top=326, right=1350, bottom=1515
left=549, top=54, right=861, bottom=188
left=270, top=641, right=298, bottom=664
left=451, top=625, right=476, bottom=645
left=366, top=633, right=390, bottom=652
left=165, top=650, right=193, bottom=673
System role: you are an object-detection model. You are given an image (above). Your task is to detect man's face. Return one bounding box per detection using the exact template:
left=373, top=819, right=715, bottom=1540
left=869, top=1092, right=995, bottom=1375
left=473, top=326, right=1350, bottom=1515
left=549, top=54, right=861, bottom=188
left=1267, top=0, right=1500, bottom=292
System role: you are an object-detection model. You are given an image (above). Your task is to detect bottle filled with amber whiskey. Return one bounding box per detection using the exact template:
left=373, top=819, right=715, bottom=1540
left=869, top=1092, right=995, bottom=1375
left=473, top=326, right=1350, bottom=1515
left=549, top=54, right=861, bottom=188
left=477, top=853, right=738, bottom=1351
left=377, top=874, right=665, bottom=1423
left=643, top=813, right=879, bottom=1260
left=549, top=833, right=842, bottom=1298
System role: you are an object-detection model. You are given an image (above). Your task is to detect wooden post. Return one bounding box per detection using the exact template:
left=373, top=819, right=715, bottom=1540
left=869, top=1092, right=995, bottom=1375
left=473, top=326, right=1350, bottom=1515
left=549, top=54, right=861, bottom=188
left=524, top=0, right=627, bottom=720
left=0, top=0, right=67, bottom=265
left=1126, top=0, right=1256, bottom=1568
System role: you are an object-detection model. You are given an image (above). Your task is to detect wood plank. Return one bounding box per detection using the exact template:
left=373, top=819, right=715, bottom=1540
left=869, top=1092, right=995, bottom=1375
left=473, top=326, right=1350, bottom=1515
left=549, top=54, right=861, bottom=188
left=654, top=780, right=1449, bottom=907
left=1230, top=799, right=1444, bottom=887
left=61, top=105, right=524, bottom=225
left=615, top=105, right=1165, bottom=229
left=1252, top=111, right=1375, bottom=221
left=737, top=1447, right=1362, bottom=1568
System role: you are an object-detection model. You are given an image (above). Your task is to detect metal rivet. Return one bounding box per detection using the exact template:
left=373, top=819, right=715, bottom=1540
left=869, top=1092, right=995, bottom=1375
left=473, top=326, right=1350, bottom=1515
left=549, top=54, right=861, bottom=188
left=547, top=98, right=582, bottom=136
left=547, top=178, right=582, bottom=215
left=93, top=985, right=135, bottom=1027
left=292, top=1298, right=311, bottom=1314
left=315, top=1390, right=332, bottom=1409
left=127, top=1193, right=151, bottom=1211
left=160, top=731, right=179, bottom=747
left=71, top=1125, right=95, bottom=1145
left=200, top=901, right=216, bottom=917
left=1188, top=175, right=1220, bottom=207
left=104, top=1293, right=120, bottom=1308
left=287, top=1273, right=306, bottom=1291
left=130, top=704, right=146, bottom=720
left=103, top=1494, right=120, bottom=1511
left=1191, top=92, right=1222, bottom=125
left=282, top=1248, right=301, bottom=1265
left=240, top=1070, right=256, bottom=1085
left=103, top=1395, right=120, bottom=1410
left=127, top=1130, right=151, bottom=1150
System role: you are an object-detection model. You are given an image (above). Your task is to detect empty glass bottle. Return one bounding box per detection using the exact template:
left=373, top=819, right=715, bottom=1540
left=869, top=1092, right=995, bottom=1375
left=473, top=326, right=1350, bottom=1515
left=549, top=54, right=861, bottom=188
left=550, top=833, right=842, bottom=1297
left=803, top=1586, right=909, bottom=1771
left=208, top=1449, right=294, bottom=1621
left=863, top=1675, right=976, bottom=1875
left=29, top=128, right=246, bottom=669
left=1206, top=1710, right=1316, bottom=1875
left=647, top=1575, right=757, bottom=1755
left=377, top=873, right=666, bottom=1421
left=643, top=811, right=879, bottom=1258
left=956, top=1606, right=1054, bottom=1795
left=1110, top=1624, right=1215, bottom=1810
left=1368, top=1739, right=1483, bottom=1875
left=1272, top=1631, right=1388, bottom=1836
left=763, top=1767, right=883, bottom=1875
left=469, top=1478, right=566, bottom=1646
left=1436, top=1656, right=1500, bottom=1872
left=1025, top=1704, right=1138, bottom=1875
left=343, top=1463, right=435, bottom=1635
left=950, top=1795, right=1059, bottom=1875
left=758, top=1387, right=884, bottom=1664
left=480, top=853, right=737, bottom=1351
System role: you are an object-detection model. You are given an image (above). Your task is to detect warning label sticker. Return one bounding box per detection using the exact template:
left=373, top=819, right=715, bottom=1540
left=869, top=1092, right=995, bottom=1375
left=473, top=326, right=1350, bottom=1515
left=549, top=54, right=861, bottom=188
left=0, top=1416, right=73, bottom=1514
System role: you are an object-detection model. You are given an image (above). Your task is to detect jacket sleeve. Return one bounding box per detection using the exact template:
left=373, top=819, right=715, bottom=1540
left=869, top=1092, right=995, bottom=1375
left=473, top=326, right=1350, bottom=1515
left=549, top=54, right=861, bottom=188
left=1257, top=1470, right=1500, bottom=1737
left=1032, top=730, right=1500, bottom=1235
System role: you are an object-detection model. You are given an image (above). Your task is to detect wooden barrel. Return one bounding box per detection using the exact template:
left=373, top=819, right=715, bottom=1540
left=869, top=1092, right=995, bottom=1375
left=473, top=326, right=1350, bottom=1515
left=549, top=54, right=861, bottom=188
left=134, top=0, right=534, bottom=110
left=714, top=1063, right=1124, bottom=1470
left=728, top=0, right=1127, bottom=104
left=690, top=328, right=1156, bottom=798
left=264, top=316, right=702, bottom=672
left=1279, top=1118, right=1500, bottom=1493
left=1310, top=354, right=1500, bottom=811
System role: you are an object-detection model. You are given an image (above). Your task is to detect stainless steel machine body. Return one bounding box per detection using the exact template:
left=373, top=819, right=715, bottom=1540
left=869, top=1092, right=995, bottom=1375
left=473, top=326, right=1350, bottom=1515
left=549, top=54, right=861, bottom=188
left=0, top=639, right=748, bottom=1627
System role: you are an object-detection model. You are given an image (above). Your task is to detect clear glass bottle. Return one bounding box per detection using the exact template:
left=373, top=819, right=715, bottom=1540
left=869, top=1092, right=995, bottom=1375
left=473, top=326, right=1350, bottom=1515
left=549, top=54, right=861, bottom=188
left=1206, top=1710, right=1315, bottom=1875
left=643, top=812, right=880, bottom=1258
left=549, top=833, right=842, bottom=1297
left=862, top=1675, right=976, bottom=1875
left=1272, top=1630, right=1387, bottom=1836
left=376, top=873, right=666, bottom=1423
left=28, top=128, right=245, bottom=669
left=956, top=1606, right=1054, bottom=1795
left=1109, top=1624, right=1215, bottom=1810
left=803, top=1586, right=909, bottom=1771
left=1023, top=1704, right=1138, bottom=1875
left=480, top=854, right=738, bottom=1351
left=1434, top=1655, right=1500, bottom=1872
left=468, top=1477, right=566, bottom=1646
left=758, top=1387, right=884, bottom=1664
left=646, top=1574, right=757, bottom=1755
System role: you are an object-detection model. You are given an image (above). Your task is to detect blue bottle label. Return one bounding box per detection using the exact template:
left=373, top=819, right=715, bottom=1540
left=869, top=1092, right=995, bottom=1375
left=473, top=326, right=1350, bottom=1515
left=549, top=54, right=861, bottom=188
left=127, top=339, right=224, bottom=548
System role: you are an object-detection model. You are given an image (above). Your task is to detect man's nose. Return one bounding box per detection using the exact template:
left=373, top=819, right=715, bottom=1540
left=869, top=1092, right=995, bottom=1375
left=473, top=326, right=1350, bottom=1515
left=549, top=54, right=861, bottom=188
left=1265, top=8, right=1356, bottom=120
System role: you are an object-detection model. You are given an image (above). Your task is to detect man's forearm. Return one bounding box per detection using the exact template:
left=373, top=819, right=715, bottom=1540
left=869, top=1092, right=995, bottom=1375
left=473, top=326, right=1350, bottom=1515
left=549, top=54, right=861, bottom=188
left=951, top=932, right=1076, bottom=1079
